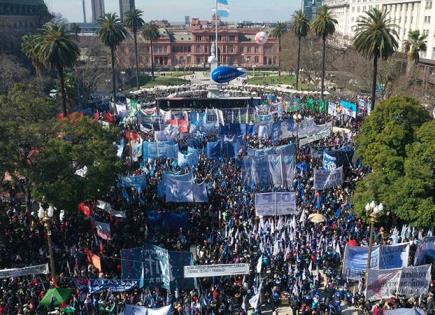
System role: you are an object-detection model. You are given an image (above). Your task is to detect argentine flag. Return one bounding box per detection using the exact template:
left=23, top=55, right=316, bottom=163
left=217, top=0, right=229, bottom=17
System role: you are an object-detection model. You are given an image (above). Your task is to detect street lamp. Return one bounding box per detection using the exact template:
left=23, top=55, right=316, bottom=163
left=365, top=201, right=384, bottom=279
left=38, top=204, right=57, bottom=285
left=293, top=113, right=302, bottom=140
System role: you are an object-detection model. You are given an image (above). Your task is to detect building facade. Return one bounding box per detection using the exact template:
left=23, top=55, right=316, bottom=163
left=0, top=0, right=51, bottom=53
left=115, top=19, right=279, bottom=69
left=119, top=0, right=135, bottom=22
left=304, top=0, right=324, bottom=20
left=91, top=0, right=105, bottom=24
left=325, top=0, right=435, bottom=60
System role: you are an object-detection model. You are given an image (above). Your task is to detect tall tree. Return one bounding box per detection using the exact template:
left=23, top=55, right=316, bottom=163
left=403, top=30, right=427, bottom=75
left=353, top=8, right=398, bottom=112
left=271, top=22, right=288, bottom=76
left=353, top=96, right=432, bottom=228
left=142, top=23, right=160, bottom=80
left=23, top=23, right=80, bottom=116
left=291, top=10, right=310, bottom=90
left=98, top=13, right=127, bottom=102
left=124, top=9, right=145, bottom=90
left=311, top=5, right=337, bottom=102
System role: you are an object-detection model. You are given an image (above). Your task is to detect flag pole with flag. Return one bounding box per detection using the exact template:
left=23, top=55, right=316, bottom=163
left=215, top=0, right=230, bottom=65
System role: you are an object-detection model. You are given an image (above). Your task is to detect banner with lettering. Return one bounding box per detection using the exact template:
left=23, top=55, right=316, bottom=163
left=255, top=192, right=297, bottom=216
left=366, top=264, right=432, bottom=300
left=184, top=263, right=250, bottom=278
left=314, top=166, right=343, bottom=190
left=271, top=119, right=296, bottom=142
left=142, top=141, right=178, bottom=160
left=0, top=264, right=48, bottom=279
left=76, top=279, right=138, bottom=293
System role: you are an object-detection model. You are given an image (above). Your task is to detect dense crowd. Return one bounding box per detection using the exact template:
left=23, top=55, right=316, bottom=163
left=0, top=90, right=433, bottom=315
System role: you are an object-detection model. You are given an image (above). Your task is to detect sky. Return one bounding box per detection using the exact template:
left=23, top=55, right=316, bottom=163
left=46, top=0, right=302, bottom=23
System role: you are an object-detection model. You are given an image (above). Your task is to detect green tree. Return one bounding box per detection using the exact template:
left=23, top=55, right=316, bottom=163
left=124, top=9, right=145, bottom=90
left=21, top=34, right=44, bottom=79
left=98, top=13, right=127, bottom=101
left=271, top=22, right=288, bottom=76
left=30, top=116, right=122, bottom=213
left=311, top=5, right=337, bottom=102
left=0, top=84, right=58, bottom=210
left=353, top=8, right=398, bottom=112
left=291, top=10, right=310, bottom=90
left=403, top=30, right=427, bottom=75
left=142, top=23, right=160, bottom=80
left=353, top=96, right=432, bottom=228
left=29, top=22, right=80, bottom=117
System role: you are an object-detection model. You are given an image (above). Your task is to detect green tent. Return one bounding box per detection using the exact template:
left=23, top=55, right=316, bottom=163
left=39, top=288, right=73, bottom=307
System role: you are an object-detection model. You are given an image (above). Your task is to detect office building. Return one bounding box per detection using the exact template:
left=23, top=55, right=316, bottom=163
left=303, top=0, right=324, bottom=20
left=91, top=0, right=105, bottom=24
left=119, top=0, right=135, bottom=22
left=0, top=0, right=51, bottom=53
left=324, top=0, right=435, bottom=60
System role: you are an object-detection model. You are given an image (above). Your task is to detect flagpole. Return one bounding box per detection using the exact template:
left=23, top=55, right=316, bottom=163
left=215, top=0, right=219, bottom=65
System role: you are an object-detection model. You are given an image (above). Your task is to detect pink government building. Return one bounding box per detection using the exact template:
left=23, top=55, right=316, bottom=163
left=115, top=16, right=279, bottom=69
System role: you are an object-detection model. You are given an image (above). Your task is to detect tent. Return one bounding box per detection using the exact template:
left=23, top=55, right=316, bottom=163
left=39, top=288, right=73, bottom=307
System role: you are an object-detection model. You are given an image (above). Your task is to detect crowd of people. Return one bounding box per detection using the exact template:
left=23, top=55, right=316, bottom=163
left=0, top=88, right=433, bottom=315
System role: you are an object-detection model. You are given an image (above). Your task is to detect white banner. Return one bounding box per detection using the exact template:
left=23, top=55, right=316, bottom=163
left=299, top=127, right=331, bottom=147
left=0, top=264, right=49, bottom=279
left=255, top=192, right=297, bottom=216
left=366, top=265, right=432, bottom=300
left=184, top=263, right=249, bottom=278
left=385, top=308, right=426, bottom=315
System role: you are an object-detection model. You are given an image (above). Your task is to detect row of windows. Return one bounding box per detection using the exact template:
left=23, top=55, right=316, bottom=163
left=0, top=20, right=39, bottom=29
left=195, top=35, right=238, bottom=42
left=0, top=4, right=45, bottom=16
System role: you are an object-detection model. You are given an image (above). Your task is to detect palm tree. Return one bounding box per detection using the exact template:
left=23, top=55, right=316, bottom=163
left=403, top=30, right=427, bottom=75
left=97, top=13, right=127, bottom=102
left=32, top=22, right=80, bottom=116
left=21, top=34, right=45, bottom=80
left=353, top=8, right=398, bottom=111
left=142, top=23, right=160, bottom=80
left=271, top=22, right=288, bottom=76
left=124, top=9, right=145, bottom=89
left=311, top=5, right=337, bottom=101
left=292, top=10, right=310, bottom=90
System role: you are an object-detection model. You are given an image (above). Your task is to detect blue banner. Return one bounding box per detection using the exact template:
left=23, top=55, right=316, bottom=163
left=379, top=243, right=410, bottom=269
left=342, top=245, right=380, bottom=280
left=339, top=100, right=357, bottom=118
left=168, top=251, right=195, bottom=291
left=119, top=175, right=148, bottom=193
left=178, top=151, right=199, bottom=168
left=271, top=119, right=296, bottom=142
left=323, top=146, right=354, bottom=170
left=158, top=172, right=193, bottom=197
left=165, top=178, right=208, bottom=203
left=143, top=141, right=178, bottom=160
left=414, top=237, right=435, bottom=265
left=314, top=167, right=344, bottom=190
left=206, top=140, right=241, bottom=159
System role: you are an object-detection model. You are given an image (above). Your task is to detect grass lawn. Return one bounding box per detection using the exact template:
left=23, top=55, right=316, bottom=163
left=127, top=75, right=189, bottom=89
left=247, top=74, right=315, bottom=90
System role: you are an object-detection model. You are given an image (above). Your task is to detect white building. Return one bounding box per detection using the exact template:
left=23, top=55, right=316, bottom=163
left=324, top=0, right=435, bottom=60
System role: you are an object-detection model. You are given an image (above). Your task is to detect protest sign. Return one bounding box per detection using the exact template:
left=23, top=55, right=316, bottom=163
left=77, top=279, right=138, bottom=294
left=124, top=305, right=172, bottom=315
left=255, top=192, right=297, bottom=216
left=323, top=146, right=354, bottom=170
left=339, top=100, right=357, bottom=118
left=366, top=268, right=401, bottom=300
left=366, top=265, right=432, bottom=300
left=397, top=264, right=432, bottom=297
left=0, top=264, right=48, bottom=279
left=314, top=167, right=343, bottom=190
left=184, top=263, right=250, bottom=278
left=299, top=127, right=331, bottom=147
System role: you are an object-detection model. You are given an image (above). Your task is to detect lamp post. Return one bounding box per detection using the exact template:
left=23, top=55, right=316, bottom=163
left=293, top=113, right=302, bottom=140
left=38, top=204, right=59, bottom=286
left=365, top=201, right=383, bottom=281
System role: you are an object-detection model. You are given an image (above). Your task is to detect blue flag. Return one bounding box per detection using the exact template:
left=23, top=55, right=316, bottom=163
left=217, top=0, right=229, bottom=17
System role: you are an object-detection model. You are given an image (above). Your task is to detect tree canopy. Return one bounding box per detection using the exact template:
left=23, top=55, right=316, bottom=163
left=354, top=96, right=433, bottom=228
